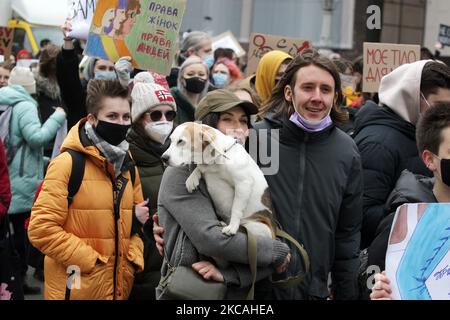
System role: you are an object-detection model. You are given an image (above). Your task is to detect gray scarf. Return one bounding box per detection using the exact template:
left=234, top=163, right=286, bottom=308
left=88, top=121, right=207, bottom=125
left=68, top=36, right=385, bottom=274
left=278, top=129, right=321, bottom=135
left=85, top=121, right=129, bottom=178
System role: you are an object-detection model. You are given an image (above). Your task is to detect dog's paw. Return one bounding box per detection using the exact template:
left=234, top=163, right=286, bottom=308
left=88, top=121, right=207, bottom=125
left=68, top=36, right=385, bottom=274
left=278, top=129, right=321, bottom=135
left=219, top=221, right=227, bottom=227
left=185, top=175, right=200, bottom=193
left=222, top=224, right=239, bottom=236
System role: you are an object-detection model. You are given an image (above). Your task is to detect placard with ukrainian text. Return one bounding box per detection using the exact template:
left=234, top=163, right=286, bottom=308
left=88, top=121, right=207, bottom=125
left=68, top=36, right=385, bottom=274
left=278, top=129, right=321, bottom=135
left=85, top=0, right=186, bottom=75
left=362, top=42, right=420, bottom=93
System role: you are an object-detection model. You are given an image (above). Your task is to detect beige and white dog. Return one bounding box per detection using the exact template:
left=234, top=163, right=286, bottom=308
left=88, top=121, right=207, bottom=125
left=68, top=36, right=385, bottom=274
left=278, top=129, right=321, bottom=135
left=161, top=122, right=275, bottom=239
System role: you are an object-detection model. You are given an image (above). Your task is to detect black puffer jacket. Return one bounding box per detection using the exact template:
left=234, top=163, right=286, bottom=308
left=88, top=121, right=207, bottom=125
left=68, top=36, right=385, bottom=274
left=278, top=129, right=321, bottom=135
left=353, top=101, right=431, bottom=249
left=56, top=48, right=87, bottom=130
left=367, top=170, right=435, bottom=273
left=127, top=127, right=167, bottom=300
left=35, top=75, right=64, bottom=159
left=254, top=113, right=363, bottom=300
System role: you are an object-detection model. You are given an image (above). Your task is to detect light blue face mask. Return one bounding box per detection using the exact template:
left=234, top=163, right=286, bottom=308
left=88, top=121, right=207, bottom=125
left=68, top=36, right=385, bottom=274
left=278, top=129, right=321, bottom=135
left=203, top=55, right=215, bottom=69
left=94, top=71, right=117, bottom=80
left=212, top=73, right=229, bottom=88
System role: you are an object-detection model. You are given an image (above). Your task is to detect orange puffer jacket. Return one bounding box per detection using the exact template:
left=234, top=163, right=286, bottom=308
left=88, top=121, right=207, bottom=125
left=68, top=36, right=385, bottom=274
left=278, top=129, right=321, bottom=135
left=28, top=119, right=144, bottom=300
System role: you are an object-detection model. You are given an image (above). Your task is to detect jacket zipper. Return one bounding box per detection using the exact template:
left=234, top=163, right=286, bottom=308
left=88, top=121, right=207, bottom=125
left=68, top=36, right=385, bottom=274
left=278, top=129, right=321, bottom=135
left=112, top=179, right=119, bottom=300
left=295, top=134, right=307, bottom=272
left=19, top=145, right=26, bottom=177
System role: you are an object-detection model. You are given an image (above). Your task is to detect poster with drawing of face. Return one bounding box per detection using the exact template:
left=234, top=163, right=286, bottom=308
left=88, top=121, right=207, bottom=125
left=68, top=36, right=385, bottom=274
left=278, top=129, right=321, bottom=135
left=85, top=0, right=186, bottom=75
left=386, top=203, right=450, bottom=300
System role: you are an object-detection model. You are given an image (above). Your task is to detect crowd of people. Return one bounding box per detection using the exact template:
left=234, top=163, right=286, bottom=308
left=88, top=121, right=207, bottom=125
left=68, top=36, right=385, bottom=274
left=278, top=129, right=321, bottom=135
left=1, top=18, right=450, bottom=301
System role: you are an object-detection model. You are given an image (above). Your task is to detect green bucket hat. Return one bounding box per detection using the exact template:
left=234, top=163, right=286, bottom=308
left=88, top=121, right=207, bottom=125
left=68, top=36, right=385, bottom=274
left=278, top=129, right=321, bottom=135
left=195, top=89, right=259, bottom=121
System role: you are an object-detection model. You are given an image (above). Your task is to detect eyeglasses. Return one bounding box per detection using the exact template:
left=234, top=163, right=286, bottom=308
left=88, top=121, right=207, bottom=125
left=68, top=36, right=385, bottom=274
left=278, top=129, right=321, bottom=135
left=145, top=110, right=176, bottom=122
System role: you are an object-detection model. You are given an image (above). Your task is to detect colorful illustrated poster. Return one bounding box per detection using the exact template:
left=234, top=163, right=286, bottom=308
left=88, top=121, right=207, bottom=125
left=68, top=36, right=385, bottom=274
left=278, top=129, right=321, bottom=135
left=362, top=42, right=420, bottom=93
left=386, top=203, right=450, bottom=300
left=85, top=0, right=186, bottom=75
left=246, top=33, right=311, bottom=76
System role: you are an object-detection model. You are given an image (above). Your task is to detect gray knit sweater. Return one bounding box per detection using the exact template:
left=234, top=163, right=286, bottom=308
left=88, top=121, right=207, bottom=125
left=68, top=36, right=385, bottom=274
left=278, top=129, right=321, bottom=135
left=156, top=166, right=290, bottom=299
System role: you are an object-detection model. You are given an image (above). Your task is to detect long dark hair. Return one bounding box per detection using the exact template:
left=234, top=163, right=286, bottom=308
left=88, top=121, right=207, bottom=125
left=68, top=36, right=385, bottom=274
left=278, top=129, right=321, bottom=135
left=258, top=49, right=348, bottom=124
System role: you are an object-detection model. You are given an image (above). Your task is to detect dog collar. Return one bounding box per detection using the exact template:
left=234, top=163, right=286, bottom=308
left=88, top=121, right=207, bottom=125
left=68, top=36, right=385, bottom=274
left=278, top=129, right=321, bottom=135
left=224, top=140, right=239, bottom=153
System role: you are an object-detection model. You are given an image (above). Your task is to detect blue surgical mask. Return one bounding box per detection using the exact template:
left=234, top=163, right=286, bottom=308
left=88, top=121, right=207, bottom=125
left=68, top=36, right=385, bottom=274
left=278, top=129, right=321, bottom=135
left=203, top=55, right=215, bottom=69
left=94, top=71, right=117, bottom=80
left=212, top=73, right=229, bottom=88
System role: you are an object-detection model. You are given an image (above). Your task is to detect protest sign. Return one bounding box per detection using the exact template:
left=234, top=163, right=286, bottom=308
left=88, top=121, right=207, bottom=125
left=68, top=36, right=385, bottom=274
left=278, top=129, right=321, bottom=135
left=0, top=27, right=14, bottom=59
left=85, top=0, right=186, bottom=75
left=386, top=203, right=450, bottom=300
left=67, top=0, right=97, bottom=40
left=438, top=24, right=450, bottom=47
left=246, top=33, right=311, bottom=76
left=212, top=31, right=245, bottom=58
left=362, top=42, right=420, bottom=92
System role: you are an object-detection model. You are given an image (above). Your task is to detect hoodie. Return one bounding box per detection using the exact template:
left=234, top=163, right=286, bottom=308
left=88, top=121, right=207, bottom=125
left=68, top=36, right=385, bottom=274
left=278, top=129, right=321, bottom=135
left=254, top=50, right=292, bottom=104
left=0, top=85, right=65, bottom=214
left=378, top=60, right=431, bottom=126
left=353, top=60, right=433, bottom=249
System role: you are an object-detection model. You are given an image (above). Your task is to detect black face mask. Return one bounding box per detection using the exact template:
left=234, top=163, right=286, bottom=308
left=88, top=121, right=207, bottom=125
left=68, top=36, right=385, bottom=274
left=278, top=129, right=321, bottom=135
left=184, top=77, right=206, bottom=94
left=440, top=157, right=450, bottom=187
left=94, top=120, right=130, bottom=146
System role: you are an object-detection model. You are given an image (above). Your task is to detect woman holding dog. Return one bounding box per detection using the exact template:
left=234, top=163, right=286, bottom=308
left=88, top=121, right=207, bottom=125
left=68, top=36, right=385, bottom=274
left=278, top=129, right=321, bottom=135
left=155, top=89, right=292, bottom=300
left=255, top=49, right=363, bottom=300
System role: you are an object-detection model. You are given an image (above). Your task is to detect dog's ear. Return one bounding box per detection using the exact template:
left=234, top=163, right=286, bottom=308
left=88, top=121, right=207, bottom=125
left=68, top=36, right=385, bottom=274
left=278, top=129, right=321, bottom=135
left=200, top=126, right=217, bottom=150
left=200, top=125, right=227, bottom=160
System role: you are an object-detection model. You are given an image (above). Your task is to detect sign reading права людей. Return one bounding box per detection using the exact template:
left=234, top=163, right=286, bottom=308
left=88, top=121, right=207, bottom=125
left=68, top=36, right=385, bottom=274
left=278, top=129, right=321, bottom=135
left=438, top=24, right=450, bottom=47
left=246, top=33, right=311, bottom=76
left=85, top=0, right=186, bottom=75
left=363, top=42, right=420, bottom=93
left=0, top=27, right=13, bottom=59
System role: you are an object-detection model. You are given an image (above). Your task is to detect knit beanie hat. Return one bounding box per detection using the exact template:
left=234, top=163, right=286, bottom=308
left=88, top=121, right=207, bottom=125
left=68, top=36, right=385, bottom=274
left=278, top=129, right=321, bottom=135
left=8, top=66, right=36, bottom=94
left=131, top=72, right=177, bottom=122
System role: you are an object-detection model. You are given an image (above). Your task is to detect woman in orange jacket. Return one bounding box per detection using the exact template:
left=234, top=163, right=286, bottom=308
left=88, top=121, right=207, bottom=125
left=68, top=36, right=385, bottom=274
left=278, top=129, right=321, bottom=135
left=28, top=79, right=147, bottom=300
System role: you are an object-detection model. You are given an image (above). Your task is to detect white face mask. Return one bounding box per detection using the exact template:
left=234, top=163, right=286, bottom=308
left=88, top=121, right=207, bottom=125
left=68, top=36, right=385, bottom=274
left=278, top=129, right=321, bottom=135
left=145, top=121, right=173, bottom=144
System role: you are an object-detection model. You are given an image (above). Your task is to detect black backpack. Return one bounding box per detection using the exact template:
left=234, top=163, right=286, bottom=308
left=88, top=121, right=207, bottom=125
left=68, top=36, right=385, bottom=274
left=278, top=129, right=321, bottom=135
left=27, top=149, right=136, bottom=269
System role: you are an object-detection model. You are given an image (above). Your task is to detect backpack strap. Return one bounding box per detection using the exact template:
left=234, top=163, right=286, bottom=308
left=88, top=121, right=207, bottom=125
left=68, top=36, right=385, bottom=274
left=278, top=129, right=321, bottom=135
left=65, top=149, right=86, bottom=205
left=271, top=228, right=310, bottom=289
left=129, top=164, right=136, bottom=186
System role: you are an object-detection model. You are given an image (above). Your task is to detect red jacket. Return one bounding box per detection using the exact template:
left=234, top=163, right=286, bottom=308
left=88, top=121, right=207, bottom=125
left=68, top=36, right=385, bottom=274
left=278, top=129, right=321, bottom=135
left=0, top=139, right=11, bottom=221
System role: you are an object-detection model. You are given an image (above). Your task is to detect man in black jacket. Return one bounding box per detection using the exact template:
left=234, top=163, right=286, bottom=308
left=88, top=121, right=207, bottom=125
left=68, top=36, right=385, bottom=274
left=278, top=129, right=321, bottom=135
left=254, top=49, right=363, bottom=300
left=353, top=61, right=450, bottom=249
left=369, top=102, right=450, bottom=300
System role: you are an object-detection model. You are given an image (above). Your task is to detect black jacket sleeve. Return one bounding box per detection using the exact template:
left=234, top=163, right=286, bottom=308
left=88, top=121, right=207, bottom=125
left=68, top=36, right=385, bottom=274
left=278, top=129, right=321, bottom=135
left=331, top=153, right=363, bottom=300
left=56, top=48, right=87, bottom=129
left=358, top=141, right=397, bottom=248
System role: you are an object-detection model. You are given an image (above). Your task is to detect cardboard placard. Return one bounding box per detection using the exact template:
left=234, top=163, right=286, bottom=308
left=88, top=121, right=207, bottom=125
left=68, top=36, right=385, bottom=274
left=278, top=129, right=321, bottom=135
left=246, top=33, right=311, bottom=76
left=0, top=27, right=14, bottom=59
left=362, top=42, right=420, bottom=93
left=67, top=0, right=97, bottom=40
left=438, top=24, right=450, bottom=47
left=85, top=0, right=186, bottom=75
left=212, top=31, right=245, bottom=58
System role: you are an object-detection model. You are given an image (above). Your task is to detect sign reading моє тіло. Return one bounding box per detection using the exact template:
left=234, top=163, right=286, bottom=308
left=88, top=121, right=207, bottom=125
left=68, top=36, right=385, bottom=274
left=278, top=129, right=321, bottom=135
left=362, top=42, right=420, bottom=93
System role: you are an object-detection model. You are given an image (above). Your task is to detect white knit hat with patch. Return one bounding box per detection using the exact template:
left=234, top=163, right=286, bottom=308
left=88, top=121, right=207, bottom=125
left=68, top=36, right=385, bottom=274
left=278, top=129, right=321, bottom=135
left=131, top=72, right=177, bottom=123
